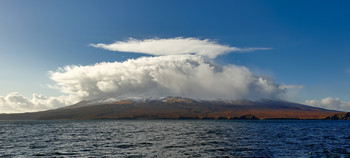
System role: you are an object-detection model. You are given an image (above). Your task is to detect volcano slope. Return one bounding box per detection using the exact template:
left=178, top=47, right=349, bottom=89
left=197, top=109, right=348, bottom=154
left=0, top=97, right=342, bottom=120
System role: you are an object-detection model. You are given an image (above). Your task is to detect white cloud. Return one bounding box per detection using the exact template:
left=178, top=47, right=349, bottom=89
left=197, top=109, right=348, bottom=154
left=91, top=37, right=270, bottom=58
left=0, top=92, right=76, bottom=113
left=50, top=55, right=285, bottom=102
left=0, top=38, right=281, bottom=113
left=305, top=97, right=350, bottom=111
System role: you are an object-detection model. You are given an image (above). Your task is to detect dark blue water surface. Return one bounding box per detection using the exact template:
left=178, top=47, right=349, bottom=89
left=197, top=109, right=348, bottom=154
left=0, top=120, right=350, bottom=157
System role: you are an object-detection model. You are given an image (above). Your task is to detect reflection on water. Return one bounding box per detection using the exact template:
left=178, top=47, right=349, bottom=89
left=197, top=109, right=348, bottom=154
left=1, top=120, right=350, bottom=157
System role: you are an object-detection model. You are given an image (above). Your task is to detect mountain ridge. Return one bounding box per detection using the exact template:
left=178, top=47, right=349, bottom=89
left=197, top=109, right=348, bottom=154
left=0, top=97, right=343, bottom=120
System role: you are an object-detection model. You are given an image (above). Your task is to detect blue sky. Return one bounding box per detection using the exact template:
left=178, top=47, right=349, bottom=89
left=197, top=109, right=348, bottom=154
left=1, top=0, right=350, bottom=112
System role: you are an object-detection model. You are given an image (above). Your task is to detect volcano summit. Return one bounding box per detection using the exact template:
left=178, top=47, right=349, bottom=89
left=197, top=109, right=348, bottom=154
left=0, top=97, right=341, bottom=120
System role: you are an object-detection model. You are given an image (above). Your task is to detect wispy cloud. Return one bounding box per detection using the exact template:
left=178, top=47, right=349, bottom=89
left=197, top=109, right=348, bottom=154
left=49, top=55, right=285, bottom=101
left=305, top=97, right=350, bottom=111
left=91, top=37, right=271, bottom=58
left=279, top=85, right=304, bottom=90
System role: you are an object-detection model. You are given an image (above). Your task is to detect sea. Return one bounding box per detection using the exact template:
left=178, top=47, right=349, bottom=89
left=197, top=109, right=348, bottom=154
left=1, top=120, right=350, bottom=157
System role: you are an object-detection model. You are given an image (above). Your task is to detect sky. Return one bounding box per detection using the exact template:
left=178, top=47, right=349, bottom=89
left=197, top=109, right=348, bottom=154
left=1, top=0, right=350, bottom=113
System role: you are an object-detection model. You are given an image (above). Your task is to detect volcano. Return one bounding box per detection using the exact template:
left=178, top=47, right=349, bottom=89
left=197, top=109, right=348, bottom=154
left=0, top=97, right=342, bottom=120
